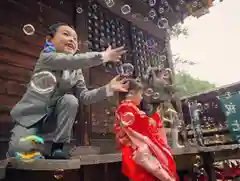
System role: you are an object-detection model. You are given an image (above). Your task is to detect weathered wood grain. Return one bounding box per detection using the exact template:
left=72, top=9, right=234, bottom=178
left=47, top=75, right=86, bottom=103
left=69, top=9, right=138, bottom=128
left=1, top=49, right=36, bottom=70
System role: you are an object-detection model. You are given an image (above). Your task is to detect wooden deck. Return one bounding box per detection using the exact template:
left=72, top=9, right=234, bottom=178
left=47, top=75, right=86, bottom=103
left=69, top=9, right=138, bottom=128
left=1, top=145, right=239, bottom=181
left=2, top=144, right=239, bottom=170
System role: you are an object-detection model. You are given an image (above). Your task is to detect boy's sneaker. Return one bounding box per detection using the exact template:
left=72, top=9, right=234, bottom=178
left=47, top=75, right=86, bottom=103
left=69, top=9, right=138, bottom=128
left=49, top=149, right=70, bottom=159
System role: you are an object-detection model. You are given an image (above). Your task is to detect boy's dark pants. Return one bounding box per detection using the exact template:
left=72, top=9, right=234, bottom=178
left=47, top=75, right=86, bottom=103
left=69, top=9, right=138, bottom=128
left=7, top=94, right=79, bottom=156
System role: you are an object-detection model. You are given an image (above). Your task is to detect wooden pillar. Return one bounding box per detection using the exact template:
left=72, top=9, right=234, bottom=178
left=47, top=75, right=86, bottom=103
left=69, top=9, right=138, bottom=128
left=74, top=0, right=90, bottom=146
left=165, top=30, right=184, bottom=120
left=166, top=31, right=182, bottom=113
left=201, top=152, right=217, bottom=181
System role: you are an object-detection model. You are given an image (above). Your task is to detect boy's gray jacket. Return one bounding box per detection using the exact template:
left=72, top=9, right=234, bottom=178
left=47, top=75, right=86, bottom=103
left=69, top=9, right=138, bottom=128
left=11, top=52, right=110, bottom=127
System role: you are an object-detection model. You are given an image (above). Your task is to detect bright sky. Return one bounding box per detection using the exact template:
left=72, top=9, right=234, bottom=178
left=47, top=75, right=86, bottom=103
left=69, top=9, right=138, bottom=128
left=171, top=0, right=240, bottom=86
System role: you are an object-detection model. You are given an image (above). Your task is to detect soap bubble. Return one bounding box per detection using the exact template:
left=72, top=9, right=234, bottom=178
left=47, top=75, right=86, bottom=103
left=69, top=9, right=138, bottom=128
left=143, top=17, right=149, bottom=21
left=148, top=9, right=156, bottom=18
left=30, top=71, right=57, bottom=94
left=23, top=24, right=35, bottom=35
left=121, top=4, right=131, bottom=15
left=149, top=0, right=156, bottom=6
left=179, top=0, right=184, bottom=4
left=145, top=88, right=154, bottom=96
left=158, top=7, right=164, bottom=14
left=104, top=0, right=115, bottom=7
left=92, top=4, right=97, bottom=9
left=152, top=92, right=160, bottom=100
left=159, top=55, right=167, bottom=62
left=157, top=17, right=168, bottom=29
left=146, top=39, right=156, bottom=49
left=54, top=169, right=64, bottom=179
left=192, top=1, right=198, bottom=7
left=76, top=6, right=83, bottom=13
left=116, top=63, right=134, bottom=77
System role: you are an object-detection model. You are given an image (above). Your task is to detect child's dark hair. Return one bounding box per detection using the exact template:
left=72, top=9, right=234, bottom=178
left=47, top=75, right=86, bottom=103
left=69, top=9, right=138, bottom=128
left=118, top=78, right=143, bottom=103
left=47, top=22, right=74, bottom=37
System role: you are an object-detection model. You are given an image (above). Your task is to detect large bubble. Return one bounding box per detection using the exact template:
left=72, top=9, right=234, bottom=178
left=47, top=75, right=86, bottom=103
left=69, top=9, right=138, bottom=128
left=30, top=71, right=57, bottom=94
left=15, top=135, right=44, bottom=162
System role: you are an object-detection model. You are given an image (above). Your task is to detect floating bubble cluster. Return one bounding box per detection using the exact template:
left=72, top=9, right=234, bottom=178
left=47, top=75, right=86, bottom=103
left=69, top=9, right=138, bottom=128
left=23, top=24, right=35, bottom=35
left=30, top=71, right=57, bottom=94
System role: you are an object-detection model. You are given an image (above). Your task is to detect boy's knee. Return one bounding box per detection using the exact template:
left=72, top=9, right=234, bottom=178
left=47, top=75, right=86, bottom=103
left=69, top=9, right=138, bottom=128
left=61, top=94, right=79, bottom=109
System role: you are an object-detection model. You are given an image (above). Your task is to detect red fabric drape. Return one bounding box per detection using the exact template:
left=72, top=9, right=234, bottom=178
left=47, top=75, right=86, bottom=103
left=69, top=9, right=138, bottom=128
left=114, top=100, right=178, bottom=181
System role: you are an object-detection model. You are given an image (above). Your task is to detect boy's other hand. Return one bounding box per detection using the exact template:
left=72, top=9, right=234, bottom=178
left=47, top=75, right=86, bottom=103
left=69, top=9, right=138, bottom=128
left=102, top=45, right=127, bottom=63
left=109, top=75, right=129, bottom=92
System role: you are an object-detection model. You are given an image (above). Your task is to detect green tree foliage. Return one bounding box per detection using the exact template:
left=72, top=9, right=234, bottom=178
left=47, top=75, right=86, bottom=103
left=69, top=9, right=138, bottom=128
left=169, top=23, right=216, bottom=97
left=175, top=71, right=216, bottom=97
left=170, top=23, right=189, bottom=38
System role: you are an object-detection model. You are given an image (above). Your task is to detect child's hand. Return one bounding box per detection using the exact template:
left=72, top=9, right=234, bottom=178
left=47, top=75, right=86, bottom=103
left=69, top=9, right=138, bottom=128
left=102, top=45, right=126, bottom=62
left=109, top=75, right=129, bottom=92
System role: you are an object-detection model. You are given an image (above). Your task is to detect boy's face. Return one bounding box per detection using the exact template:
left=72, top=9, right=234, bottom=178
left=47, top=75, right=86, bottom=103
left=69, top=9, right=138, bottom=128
left=49, top=25, right=78, bottom=54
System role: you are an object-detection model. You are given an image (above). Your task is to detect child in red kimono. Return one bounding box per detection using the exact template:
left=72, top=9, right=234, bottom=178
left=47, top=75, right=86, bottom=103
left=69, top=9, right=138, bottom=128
left=114, top=79, right=178, bottom=181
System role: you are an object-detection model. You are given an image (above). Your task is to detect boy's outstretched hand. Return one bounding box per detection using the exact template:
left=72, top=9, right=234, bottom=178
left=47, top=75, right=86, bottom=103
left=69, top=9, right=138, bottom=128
left=102, top=45, right=127, bottom=63
left=109, top=75, right=129, bottom=92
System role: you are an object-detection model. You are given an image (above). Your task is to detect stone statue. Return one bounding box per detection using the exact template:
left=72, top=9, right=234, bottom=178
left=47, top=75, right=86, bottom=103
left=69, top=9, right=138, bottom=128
left=141, top=66, right=186, bottom=149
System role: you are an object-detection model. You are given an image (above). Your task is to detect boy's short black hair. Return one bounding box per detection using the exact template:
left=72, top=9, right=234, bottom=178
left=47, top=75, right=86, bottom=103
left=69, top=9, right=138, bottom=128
left=47, top=22, right=74, bottom=37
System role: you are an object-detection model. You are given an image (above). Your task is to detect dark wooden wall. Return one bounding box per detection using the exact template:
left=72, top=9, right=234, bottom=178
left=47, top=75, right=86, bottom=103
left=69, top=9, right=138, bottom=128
left=0, top=0, right=77, bottom=158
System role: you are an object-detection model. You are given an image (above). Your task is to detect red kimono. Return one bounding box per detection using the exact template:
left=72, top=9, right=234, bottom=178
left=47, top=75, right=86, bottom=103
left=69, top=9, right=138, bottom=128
left=114, top=100, right=178, bottom=181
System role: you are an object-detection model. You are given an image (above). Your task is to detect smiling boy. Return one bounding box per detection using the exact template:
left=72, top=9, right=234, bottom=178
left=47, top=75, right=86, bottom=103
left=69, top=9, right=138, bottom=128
left=8, top=22, right=128, bottom=159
